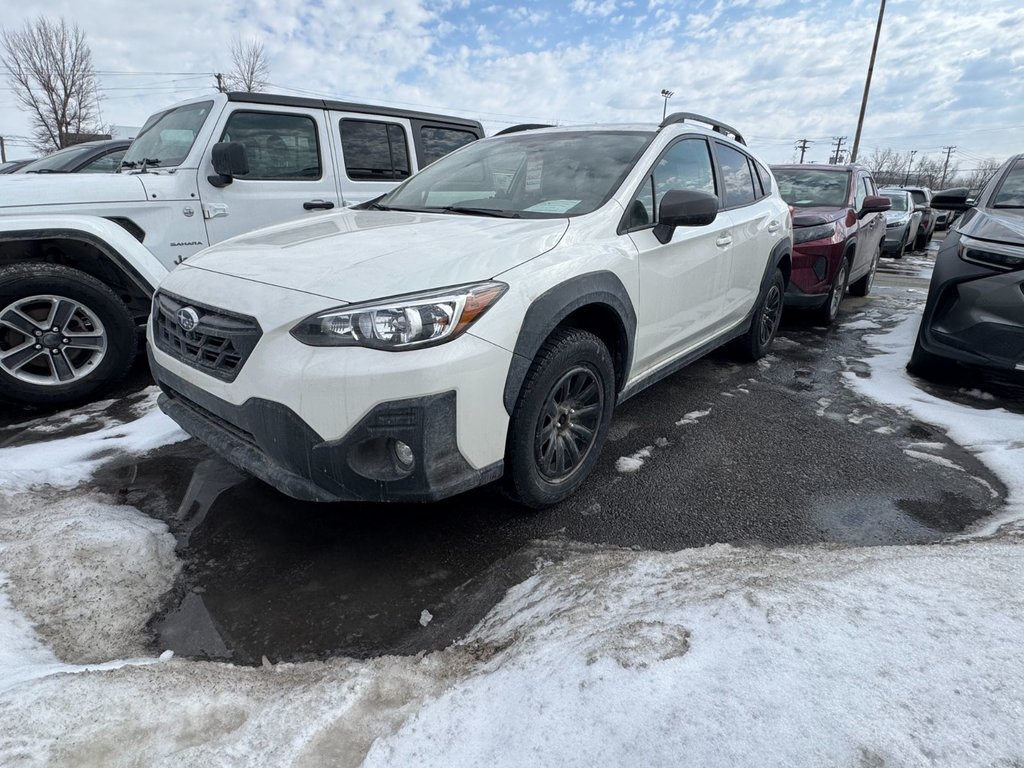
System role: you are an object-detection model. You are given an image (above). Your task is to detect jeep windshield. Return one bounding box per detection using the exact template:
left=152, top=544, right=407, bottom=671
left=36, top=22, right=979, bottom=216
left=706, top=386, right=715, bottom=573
left=375, top=130, right=653, bottom=218
left=120, top=100, right=214, bottom=170
left=773, top=168, right=851, bottom=208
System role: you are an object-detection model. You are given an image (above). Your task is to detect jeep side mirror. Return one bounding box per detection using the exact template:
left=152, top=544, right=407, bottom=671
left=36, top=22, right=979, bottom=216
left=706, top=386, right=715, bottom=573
left=930, top=188, right=972, bottom=211
left=859, top=195, right=891, bottom=218
left=653, top=190, right=719, bottom=244
left=208, top=142, right=249, bottom=188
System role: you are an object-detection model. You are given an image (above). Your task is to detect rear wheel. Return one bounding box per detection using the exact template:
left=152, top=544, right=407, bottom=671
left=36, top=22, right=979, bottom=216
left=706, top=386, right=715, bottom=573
left=849, top=245, right=881, bottom=297
left=0, top=263, right=137, bottom=406
left=735, top=268, right=784, bottom=361
left=504, top=328, right=615, bottom=509
left=812, top=257, right=849, bottom=326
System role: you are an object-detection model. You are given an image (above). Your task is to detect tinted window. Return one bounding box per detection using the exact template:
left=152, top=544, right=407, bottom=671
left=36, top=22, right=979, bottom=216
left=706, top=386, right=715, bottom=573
left=220, top=111, right=321, bottom=180
left=420, top=126, right=478, bottom=166
left=19, top=144, right=96, bottom=173
left=79, top=149, right=126, bottom=174
left=341, top=120, right=410, bottom=181
left=716, top=143, right=756, bottom=207
left=773, top=169, right=851, bottom=208
left=755, top=161, right=773, bottom=196
left=908, top=190, right=927, bottom=206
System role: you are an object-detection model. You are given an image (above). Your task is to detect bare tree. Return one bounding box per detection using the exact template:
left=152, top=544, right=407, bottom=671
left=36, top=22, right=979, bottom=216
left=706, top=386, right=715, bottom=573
left=1, top=16, right=103, bottom=152
left=225, top=36, right=270, bottom=92
left=954, top=158, right=1003, bottom=194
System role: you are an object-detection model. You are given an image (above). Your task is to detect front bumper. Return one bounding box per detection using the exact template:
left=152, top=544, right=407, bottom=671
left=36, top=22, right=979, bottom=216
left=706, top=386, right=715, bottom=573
left=883, top=223, right=910, bottom=252
left=916, top=236, right=1024, bottom=374
left=152, top=350, right=504, bottom=502
left=786, top=240, right=845, bottom=307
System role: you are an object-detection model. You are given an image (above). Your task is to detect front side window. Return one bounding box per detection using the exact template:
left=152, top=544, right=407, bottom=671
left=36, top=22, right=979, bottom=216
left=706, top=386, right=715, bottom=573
left=855, top=175, right=869, bottom=210
left=379, top=130, right=653, bottom=219
left=420, top=126, right=478, bottom=166
left=628, top=138, right=715, bottom=229
left=122, top=100, right=213, bottom=169
left=220, top=111, right=321, bottom=181
left=993, top=161, right=1024, bottom=208
left=716, top=143, right=756, bottom=207
left=341, top=120, right=410, bottom=181
left=773, top=169, right=852, bottom=208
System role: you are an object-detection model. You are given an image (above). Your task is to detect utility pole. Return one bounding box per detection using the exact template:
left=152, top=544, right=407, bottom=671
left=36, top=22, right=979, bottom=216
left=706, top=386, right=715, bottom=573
left=940, top=145, right=956, bottom=188
left=851, top=0, right=886, bottom=163
left=0, top=136, right=5, bottom=163
left=660, top=89, right=674, bottom=121
left=795, top=138, right=812, bottom=163
left=216, top=73, right=225, bottom=93
left=903, top=149, right=917, bottom=185
left=830, top=136, right=846, bottom=165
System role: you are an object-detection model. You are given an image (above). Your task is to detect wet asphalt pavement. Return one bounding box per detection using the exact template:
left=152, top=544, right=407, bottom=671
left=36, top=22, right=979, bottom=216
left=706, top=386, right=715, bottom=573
left=1, top=236, right=1020, bottom=665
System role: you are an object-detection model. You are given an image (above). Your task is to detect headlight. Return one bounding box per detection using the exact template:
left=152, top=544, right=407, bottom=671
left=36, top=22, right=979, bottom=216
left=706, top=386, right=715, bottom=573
left=957, top=236, right=1024, bottom=272
left=793, top=223, right=837, bottom=244
left=886, top=216, right=909, bottom=228
left=291, top=281, right=508, bottom=349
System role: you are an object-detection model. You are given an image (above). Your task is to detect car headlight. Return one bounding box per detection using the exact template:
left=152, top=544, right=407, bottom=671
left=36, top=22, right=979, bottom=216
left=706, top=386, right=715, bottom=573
left=793, top=223, right=837, bottom=244
left=957, top=236, right=1024, bottom=272
left=886, top=216, right=909, bottom=228
left=291, top=281, right=508, bottom=349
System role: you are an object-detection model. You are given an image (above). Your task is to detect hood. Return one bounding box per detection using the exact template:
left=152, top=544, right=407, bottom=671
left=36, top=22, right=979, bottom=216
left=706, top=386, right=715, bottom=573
left=885, top=209, right=912, bottom=221
left=791, top=206, right=846, bottom=227
left=184, top=209, right=570, bottom=303
left=958, top=208, right=1024, bottom=247
left=0, top=173, right=148, bottom=208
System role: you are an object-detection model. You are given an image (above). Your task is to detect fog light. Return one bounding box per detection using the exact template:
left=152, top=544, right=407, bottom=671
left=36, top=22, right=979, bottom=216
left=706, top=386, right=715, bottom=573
left=392, top=439, right=414, bottom=469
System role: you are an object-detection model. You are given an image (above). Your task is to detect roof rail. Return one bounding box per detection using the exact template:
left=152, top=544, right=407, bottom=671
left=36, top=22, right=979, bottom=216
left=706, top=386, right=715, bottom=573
left=494, top=123, right=554, bottom=136
left=660, top=112, right=745, bottom=146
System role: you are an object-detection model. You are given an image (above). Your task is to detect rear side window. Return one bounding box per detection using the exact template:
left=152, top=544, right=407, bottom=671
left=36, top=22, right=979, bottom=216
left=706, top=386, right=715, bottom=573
left=754, top=160, right=772, bottom=197
left=716, top=143, right=757, bottom=207
left=341, top=119, right=410, bottom=181
left=220, top=111, right=322, bottom=181
left=420, top=126, right=478, bottom=166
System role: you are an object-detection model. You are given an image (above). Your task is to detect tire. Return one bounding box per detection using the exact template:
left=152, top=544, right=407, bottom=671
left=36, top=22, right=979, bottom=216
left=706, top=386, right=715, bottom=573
left=504, top=328, right=615, bottom=509
left=812, top=257, right=849, bottom=326
left=914, top=230, right=927, bottom=251
left=894, top=230, right=909, bottom=259
left=849, top=244, right=881, bottom=297
left=0, top=262, right=137, bottom=406
left=906, top=339, right=946, bottom=381
left=734, top=268, right=785, bottom=361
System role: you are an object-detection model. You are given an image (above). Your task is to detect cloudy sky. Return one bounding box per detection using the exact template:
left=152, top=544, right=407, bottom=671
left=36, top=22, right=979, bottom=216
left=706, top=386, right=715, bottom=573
left=1, top=0, right=1021, bottom=173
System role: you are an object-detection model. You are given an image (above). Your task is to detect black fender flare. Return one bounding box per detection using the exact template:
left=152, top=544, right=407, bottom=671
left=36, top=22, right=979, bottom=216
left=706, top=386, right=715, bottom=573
left=762, top=236, right=792, bottom=292
left=502, top=270, right=636, bottom=415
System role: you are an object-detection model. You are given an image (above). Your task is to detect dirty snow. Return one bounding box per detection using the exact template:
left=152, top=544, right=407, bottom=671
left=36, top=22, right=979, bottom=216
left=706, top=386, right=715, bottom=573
left=614, top=446, right=651, bottom=473
left=1, top=306, right=1024, bottom=766
left=675, top=408, right=711, bottom=426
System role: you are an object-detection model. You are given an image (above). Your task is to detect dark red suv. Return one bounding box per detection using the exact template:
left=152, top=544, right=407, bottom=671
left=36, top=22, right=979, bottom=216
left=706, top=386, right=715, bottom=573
left=771, top=164, right=891, bottom=325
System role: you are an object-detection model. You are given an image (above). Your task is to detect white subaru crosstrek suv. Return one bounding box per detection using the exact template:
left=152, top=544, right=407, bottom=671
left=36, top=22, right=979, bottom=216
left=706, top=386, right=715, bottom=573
left=149, top=113, right=792, bottom=508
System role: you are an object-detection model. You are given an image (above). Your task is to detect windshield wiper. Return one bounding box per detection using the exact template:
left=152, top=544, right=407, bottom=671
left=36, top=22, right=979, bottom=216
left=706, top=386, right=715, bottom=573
left=993, top=204, right=1024, bottom=209
left=25, top=168, right=60, bottom=174
left=120, top=158, right=161, bottom=171
left=440, top=206, right=521, bottom=218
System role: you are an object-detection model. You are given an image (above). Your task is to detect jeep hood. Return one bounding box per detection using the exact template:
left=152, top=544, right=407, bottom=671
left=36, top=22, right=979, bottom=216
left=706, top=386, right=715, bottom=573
left=0, top=173, right=148, bottom=208
left=183, top=209, right=570, bottom=302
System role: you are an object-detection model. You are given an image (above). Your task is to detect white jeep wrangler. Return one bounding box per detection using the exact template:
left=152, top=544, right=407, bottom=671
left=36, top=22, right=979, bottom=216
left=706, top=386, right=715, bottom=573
left=0, top=92, right=483, bottom=406
left=149, top=114, right=793, bottom=508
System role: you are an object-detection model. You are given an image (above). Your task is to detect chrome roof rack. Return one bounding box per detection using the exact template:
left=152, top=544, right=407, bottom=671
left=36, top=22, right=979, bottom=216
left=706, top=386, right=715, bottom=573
left=659, top=112, right=745, bottom=146
left=494, top=123, right=555, bottom=136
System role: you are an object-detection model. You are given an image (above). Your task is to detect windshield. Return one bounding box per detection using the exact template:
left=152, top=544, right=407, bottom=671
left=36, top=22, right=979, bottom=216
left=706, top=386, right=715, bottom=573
left=377, top=130, right=654, bottom=218
left=19, top=144, right=96, bottom=173
left=772, top=169, right=851, bottom=208
left=121, top=100, right=214, bottom=169
left=993, top=161, right=1024, bottom=208
left=881, top=191, right=908, bottom=211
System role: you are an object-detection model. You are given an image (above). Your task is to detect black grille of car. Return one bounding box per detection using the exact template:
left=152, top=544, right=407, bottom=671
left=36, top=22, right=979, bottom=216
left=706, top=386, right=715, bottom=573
left=152, top=292, right=262, bottom=382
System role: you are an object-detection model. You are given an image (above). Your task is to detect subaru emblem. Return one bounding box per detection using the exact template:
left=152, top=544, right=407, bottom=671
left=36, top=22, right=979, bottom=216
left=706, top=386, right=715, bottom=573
left=177, top=307, right=200, bottom=332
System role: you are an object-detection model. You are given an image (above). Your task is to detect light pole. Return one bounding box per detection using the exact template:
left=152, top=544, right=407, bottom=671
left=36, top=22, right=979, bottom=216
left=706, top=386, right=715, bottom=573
left=903, top=150, right=917, bottom=186
left=661, top=89, right=674, bottom=121
left=850, top=0, right=886, bottom=162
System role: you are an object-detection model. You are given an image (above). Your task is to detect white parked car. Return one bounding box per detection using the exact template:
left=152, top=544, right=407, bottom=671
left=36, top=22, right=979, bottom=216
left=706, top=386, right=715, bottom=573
left=149, top=114, right=793, bottom=507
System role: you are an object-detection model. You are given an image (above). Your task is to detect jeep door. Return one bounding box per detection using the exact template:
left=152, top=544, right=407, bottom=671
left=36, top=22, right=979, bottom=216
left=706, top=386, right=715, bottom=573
left=202, top=103, right=341, bottom=244
left=712, top=141, right=783, bottom=327
left=626, top=136, right=734, bottom=372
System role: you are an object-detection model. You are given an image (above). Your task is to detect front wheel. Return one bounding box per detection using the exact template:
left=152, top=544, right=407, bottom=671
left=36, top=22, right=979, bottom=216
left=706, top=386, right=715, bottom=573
left=812, top=257, right=849, bottom=326
left=504, top=328, right=615, bottom=509
left=0, top=263, right=137, bottom=406
left=735, top=268, right=785, bottom=361
left=849, top=245, right=881, bottom=297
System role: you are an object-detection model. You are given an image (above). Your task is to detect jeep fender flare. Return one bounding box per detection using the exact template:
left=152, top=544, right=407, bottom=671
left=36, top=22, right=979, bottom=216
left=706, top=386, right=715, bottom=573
left=502, top=270, right=636, bottom=415
left=0, top=214, right=169, bottom=295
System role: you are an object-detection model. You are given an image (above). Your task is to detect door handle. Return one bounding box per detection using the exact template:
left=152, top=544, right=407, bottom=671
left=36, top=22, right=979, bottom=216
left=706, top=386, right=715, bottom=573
left=303, top=200, right=336, bottom=211
left=716, top=235, right=733, bottom=247
left=767, top=222, right=780, bottom=233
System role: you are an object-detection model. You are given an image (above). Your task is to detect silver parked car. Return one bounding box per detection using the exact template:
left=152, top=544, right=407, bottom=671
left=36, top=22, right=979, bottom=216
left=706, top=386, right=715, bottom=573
left=879, top=188, right=922, bottom=258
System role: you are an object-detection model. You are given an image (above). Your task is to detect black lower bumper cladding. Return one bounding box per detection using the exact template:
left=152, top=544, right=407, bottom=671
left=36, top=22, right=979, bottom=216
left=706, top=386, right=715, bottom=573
left=150, top=349, right=502, bottom=503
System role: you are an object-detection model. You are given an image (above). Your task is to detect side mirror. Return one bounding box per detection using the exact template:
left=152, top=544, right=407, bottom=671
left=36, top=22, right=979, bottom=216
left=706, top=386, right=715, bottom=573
left=653, top=190, right=719, bottom=244
left=930, top=188, right=972, bottom=212
left=859, top=195, right=891, bottom=218
left=914, top=204, right=927, bottom=212
left=208, top=142, right=249, bottom=187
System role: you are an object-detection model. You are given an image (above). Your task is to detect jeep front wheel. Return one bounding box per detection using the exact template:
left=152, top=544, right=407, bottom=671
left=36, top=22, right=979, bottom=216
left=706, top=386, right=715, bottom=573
left=0, top=263, right=137, bottom=406
left=504, top=328, right=615, bottom=509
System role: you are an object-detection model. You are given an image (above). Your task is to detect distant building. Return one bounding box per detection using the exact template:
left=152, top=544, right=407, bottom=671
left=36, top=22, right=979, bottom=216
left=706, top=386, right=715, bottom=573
left=110, top=125, right=141, bottom=140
